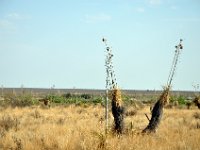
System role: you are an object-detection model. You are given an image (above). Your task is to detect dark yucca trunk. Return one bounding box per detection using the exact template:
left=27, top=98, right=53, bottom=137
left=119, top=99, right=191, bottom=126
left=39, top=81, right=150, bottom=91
left=111, top=88, right=124, bottom=134
left=193, top=96, right=200, bottom=109
left=143, top=87, right=169, bottom=133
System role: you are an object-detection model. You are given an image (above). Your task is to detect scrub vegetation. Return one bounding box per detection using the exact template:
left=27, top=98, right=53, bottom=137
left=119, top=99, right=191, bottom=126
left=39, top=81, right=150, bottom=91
left=0, top=92, right=200, bottom=150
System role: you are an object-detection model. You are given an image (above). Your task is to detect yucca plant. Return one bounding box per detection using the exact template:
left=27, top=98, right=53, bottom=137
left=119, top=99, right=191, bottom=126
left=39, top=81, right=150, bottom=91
left=143, top=39, right=183, bottom=133
left=192, top=84, right=200, bottom=109
left=193, top=96, right=200, bottom=109
left=103, top=38, right=124, bottom=134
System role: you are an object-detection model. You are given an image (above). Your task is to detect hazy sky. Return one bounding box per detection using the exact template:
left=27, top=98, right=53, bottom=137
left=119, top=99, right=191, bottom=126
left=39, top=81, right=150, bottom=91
left=0, top=0, right=200, bottom=90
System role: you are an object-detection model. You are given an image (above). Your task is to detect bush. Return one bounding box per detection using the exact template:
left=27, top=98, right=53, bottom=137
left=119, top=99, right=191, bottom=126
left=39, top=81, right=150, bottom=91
left=91, top=97, right=102, bottom=105
left=18, top=94, right=38, bottom=106
left=0, top=114, right=20, bottom=131
left=46, top=94, right=64, bottom=103
left=3, top=94, right=38, bottom=107
left=177, top=96, right=187, bottom=105
left=170, top=95, right=187, bottom=105
left=80, top=94, right=92, bottom=99
left=62, top=93, right=72, bottom=99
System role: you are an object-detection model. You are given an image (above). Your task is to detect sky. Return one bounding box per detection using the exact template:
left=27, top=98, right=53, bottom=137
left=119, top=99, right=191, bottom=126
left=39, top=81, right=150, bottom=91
left=0, top=0, right=200, bottom=91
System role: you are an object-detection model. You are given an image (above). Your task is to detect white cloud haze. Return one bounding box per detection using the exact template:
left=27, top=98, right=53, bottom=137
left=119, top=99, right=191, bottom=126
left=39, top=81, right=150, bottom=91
left=84, top=13, right=111, bottom=23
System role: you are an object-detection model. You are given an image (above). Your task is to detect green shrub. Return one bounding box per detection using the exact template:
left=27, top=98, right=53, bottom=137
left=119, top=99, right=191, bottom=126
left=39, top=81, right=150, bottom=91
left=62, top=93, right=72, bottom=99
left=80, top=93, right=92, bottom=99
left=170, top=95, right=187, bottom=105
left=177, top=96, right=187, bottom=105
left=46, top=94, right=64, bottom=103
left=91, top=97, right=102, bottom=105
left=18, top=94, right=38, bottom=106
left=3, top=94, right=37, bottom=107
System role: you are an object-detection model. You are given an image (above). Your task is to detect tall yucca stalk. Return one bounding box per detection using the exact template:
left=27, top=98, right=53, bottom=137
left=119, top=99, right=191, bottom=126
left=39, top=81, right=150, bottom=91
left=143, top=39, right=183, bottom=133
left=103, top=38, right=124, bottom=134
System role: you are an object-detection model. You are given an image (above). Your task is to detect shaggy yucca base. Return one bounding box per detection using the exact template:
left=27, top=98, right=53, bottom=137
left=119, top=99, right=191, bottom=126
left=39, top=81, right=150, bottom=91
left=110, top=88, right=122, bottom=107
left=111, top=88, right=124, bottom=134
left=193, top=96, right=200, bottom=109
left=143, top=87, right=170, bottom=133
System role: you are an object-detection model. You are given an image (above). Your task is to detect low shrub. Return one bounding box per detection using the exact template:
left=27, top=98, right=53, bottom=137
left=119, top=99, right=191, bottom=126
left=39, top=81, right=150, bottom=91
left=0, top=114, right=20, bottom=131
left=46, top=94, right=64, bottom=103
left=3, top=94, right=38, bottom=107
left=194, top=112, right=200, bottom=119
left=170, top=95, right=187, bottom=105
left=62, top=93, right=72, bottom=99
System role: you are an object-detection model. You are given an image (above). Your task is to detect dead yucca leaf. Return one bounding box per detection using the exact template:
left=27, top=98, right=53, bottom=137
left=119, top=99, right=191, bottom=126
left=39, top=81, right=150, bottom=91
left=159, top=86, right=170, bottom=105
left=110, top=88, right=122, bottom=107
left=193, top=96, right=200, bottom=109
left=111, top=88, right=124, bottom=134
left=143, top=87, right=170, bottom=133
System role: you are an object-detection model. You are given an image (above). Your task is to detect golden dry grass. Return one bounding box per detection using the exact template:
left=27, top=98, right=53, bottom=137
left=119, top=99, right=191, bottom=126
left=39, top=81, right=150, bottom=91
left=0, top=105, right=200, bottom=150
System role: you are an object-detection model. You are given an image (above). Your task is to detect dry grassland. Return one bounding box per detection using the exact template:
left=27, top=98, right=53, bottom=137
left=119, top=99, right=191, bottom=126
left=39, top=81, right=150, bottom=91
left=0, top=105, right=200, bottom=150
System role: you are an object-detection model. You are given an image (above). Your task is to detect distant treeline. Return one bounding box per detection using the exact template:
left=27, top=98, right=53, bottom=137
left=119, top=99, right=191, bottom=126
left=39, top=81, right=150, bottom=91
left=0, top=88, right=196, bottom=98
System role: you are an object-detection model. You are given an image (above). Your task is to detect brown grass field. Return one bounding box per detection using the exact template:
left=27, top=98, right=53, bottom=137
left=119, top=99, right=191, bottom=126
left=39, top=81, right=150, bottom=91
left=0, top=104, right=200, bottom=150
